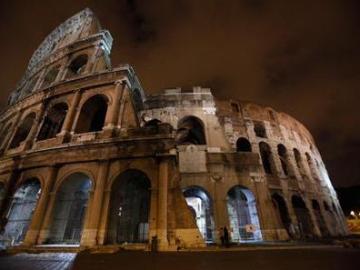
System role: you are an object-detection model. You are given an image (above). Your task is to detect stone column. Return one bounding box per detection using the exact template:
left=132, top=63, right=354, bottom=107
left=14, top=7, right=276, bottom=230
left=103, top=81, right=125, bottom=137
left=55, top=58, right=69, bottom=82
left=321, top=206, right=334, bottom=236
left=334, top=201, right=348, bottom=235
left=117, top=85, right=130, bottom=129
left=157, top=157, right=169, bottom=250
left=0, top=126, right=10, bottom=153
left=24, top=104, right=46, bottom=150
left=85, top=45, right=101, bottom=73
left=97, top=189, right=111, bottom=245
left=59, top=90, right=82, bottom=142
left=79, top=190, right=94, bottom=246
left=80, top=161, right=109, bottom=247
left=3, top=111, right=22, bottom=151
left=212, top=178, right=230, bottom=244
left=304, top=197, right=321, bottom=237
left=252, top=178, right=283, bottom=240
left=0, top=167, right=20, bottom=223
left=23, top=166, right=59, bottom=246
left=284, top=195, right=301, bottom=239
left=148, top=186, right=159, bottom=243
left=37, top=192, right=58, bottom=244
left=268, top=142, right=283, bottom=177
left=33, top=68, right=47, bottom=91
left=287, top=151, right=302, bottom=180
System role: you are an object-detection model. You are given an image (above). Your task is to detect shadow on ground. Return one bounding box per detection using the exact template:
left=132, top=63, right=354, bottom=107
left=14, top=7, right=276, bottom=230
left=72, top=248, right=359, bottom=270
left=0, top=247, right=358, bottom=270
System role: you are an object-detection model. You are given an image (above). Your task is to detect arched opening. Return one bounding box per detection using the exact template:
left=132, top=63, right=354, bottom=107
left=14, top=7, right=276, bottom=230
left=107, top=170, right=151, bottom=244
left=132, top=88, right=143, bottom=111
left=323, top=201, right=330, bottom=211
left=277, top=144, right=290, bottom=176
left=48, top=173, right=92, bottom=244
left=66, top=54, right=88, bottom=78
left=306, top=153, right=317, bottom=179
left=37, top=103, right=68, bottom=141
left=272, top=193, right=292, bottom=237
left=231, top=102, right=240, bottom=113
left=311, top=200, right=329, bottom=237
left=9, top=113, right=36, bottom=149
left=293, top=149, right=304, bottom=175
left=291, top=195, right=313, bottom=238
left=176, top=116, right=206, bottom=145
left=259, top=142, right=274, bottom=175
left=22, top=76, right=39, bottom=95
left=183, top=186, right=215, bottom=243
left=75, top=95, right=108, bottom=133
left=2, top=179, right=41, bottom=245
left=253, top=121, right=267, bottom=138
left=41, top=66, right=60, bottom=88
left=236, top=137, right=252, bottom=152
left=143, top=118, right=162, bottom=133
left=226, top=186, right=262, bottom=243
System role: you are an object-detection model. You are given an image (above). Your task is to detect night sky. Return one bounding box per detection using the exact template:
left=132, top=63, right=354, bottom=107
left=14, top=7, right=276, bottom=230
left=0, top=0, right=359, bottom=187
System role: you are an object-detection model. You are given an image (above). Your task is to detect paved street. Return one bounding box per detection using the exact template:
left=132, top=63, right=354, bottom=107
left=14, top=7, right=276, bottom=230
left=0, top=253, right=76, bottom=270
left=0, top=247, right=359, bottom=270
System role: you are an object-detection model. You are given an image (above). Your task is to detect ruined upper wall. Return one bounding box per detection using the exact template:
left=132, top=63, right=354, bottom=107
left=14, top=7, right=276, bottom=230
left=8, top=8, right=113, bottom=106
left=217, top=100, right=315, bottom=145
left=141, top=87, right=336, bottom=196
left=28, top=8, right=101, bottom=75
left=143, top=87, right=315, bottom=148
left=144, top=87, right=215, bottom=111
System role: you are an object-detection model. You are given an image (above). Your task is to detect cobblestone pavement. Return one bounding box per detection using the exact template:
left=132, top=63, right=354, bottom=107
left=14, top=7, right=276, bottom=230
left=0, top=253, right=76, bottom=270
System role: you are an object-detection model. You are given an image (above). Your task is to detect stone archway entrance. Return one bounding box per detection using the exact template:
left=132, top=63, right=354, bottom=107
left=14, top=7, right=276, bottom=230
left=272, top=193, right=292, bottom=238
left=2, top=179, right=41, bottom=245
left=48, top=173, right=92, bottom=244
left=291, top=195, right=314, bottom=238
left=227, top=186, right=262, bottom=243
left=75, top=95, right=108, bottom=133
left=176, top=116, right=206, bottom=145
left=312, top=200, right=329, bottom=237
left=107, top=169, right=151, bottom=244
left=183, top=186, right=215, bottom=243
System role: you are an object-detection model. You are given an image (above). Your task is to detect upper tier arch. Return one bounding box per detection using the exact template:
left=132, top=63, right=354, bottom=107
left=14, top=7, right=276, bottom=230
left=8, top=8, right=113, bottom=106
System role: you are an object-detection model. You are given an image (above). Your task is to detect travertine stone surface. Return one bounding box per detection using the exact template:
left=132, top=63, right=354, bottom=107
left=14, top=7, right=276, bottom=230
left=0, top=8, right=347, bottom=252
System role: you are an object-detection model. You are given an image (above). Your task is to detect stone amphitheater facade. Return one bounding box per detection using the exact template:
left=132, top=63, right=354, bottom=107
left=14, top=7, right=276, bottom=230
left=0, top=9, right=347, bottom=251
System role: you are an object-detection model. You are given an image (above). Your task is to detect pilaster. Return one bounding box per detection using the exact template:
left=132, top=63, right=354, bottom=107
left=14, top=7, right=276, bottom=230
left=157, top=157, right=170, bottom=250
left=97, top=190, right=111, bottom=245
left=253, top=177, right=286, bottom=240
left=59, top=90, right=82, bottom=142
left=80, top=161, right=109, bottom=247
left=102, top=81, right=125, bottom=137
left=37, top=192, right=57, bottom=244
left=23, top=165, right=59, bottom=245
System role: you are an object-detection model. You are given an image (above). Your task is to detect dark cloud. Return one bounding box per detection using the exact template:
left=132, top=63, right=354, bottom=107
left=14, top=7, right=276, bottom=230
left=0, top=0, right=359, bottom=187
left=118, top=0, right=157, bottom=44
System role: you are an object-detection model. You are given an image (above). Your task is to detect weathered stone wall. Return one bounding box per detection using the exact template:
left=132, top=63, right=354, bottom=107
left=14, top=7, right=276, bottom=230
left=0, top=9, right=348, bottom=252
left=141, top=87, right=348, bottom=240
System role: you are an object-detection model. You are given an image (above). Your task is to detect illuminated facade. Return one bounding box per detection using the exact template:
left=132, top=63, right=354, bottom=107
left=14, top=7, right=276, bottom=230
left=0, top=9, right=347, bottom=251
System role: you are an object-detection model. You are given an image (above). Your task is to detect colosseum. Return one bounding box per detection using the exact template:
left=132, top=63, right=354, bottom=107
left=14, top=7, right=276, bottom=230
left=0, top=9, right=348, bottom=251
